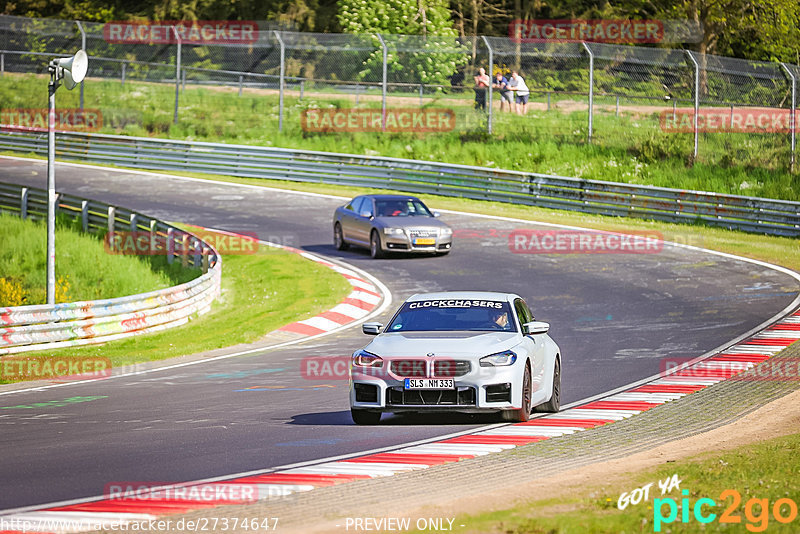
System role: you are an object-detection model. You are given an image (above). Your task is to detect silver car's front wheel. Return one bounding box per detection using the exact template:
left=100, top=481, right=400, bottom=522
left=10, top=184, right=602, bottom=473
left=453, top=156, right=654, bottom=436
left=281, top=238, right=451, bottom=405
left=370, top=230, right=384, bottom=259
left=334, top=223, right=348, bottom=251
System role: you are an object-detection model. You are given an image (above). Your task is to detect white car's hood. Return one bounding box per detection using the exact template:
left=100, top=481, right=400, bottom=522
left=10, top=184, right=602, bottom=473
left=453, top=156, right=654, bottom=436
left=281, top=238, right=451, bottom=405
left=364, top=331, right=521, bottom=358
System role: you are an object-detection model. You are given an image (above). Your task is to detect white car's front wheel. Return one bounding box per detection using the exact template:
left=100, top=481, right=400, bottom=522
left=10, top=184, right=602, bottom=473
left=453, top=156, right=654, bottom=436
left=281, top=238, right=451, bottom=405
left=535, top=357, right=561, bottom=413
left=503, top=363, right=532, bottom=422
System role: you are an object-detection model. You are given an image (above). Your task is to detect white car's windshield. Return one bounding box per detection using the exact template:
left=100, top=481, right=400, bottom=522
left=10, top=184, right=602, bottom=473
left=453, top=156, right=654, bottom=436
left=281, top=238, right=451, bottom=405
left=387, top=300, right=515, bottom=332
left=375, top=199, right=433, bottom=217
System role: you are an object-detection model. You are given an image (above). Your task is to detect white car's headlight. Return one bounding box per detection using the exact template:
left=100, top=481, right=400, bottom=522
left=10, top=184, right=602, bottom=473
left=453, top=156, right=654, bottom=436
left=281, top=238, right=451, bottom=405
left=480, top=350, right=517, bottom=367
left=439, top=227, right=453, bottom=236
left=383, top=227, right=405, bottom=235
left=353, top=350, right=383, bottom=368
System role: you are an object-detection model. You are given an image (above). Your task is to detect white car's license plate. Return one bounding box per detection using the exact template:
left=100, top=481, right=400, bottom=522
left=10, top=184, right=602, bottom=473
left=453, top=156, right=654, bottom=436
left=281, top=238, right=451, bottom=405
left=404, top=378, right=455, bottom=389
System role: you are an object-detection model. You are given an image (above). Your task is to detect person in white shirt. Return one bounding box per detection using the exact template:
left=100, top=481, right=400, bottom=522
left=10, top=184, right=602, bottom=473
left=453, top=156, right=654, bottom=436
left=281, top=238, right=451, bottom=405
left=509, top=71, right=530, bottom=115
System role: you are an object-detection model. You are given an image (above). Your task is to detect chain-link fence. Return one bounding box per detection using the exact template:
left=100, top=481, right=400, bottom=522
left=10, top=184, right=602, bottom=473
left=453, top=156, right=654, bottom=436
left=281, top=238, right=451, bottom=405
left=1, top=14, right=797, bottom=171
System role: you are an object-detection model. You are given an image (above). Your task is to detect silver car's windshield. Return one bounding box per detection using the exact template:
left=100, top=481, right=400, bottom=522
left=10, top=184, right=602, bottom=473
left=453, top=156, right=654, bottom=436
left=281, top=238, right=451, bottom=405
left=375, top=199, right=433, bottom=218
left=387, top=300, right=515, bottom=332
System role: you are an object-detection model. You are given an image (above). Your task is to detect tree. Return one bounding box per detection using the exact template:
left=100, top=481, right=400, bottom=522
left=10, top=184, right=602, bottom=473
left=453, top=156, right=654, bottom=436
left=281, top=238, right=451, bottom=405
left=337, top=0, right=468, bottom=87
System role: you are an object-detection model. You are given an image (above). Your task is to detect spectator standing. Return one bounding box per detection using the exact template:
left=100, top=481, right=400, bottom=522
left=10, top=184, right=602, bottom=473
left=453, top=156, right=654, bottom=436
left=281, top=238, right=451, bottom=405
left=473, top=67, right=490, bottom=111
left=493, top=71, right=512, bottom=112
left=509, top=71, right=530, bottom=115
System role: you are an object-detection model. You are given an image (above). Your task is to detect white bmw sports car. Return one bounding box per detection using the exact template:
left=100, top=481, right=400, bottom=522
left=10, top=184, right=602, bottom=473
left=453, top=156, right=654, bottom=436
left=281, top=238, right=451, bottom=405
left=349, top=291, right=561, bottom=425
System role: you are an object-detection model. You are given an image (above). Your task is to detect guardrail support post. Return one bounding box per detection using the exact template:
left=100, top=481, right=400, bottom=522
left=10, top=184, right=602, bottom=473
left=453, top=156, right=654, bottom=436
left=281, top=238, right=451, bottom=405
left=238, top=75, right=243, bottom=96
left=299, top=79, right=304, bottom=101
left=182, top=68, right=186, bottom=91
left=202, top=247, right=210, bottom=273
left=684, top=50, right=700, bottom=163
left=482, top=36, right=494, bottom=134
left=149, top=219, right=158, bottom=255
left=376, top=33, right=387, bottom=132
left=129, top=213, right=137, bottom=232
left=419, top=83, right=423, bottom=106
left=172, top=26, right=181, bottom=124
left=1, top=52, right=5, bottom=76
left=81, top=200, right=89, bottom=231
left=781, top=63, right=796, bottom=173
left=107, top=206, right=116, bottom=251
left=581, top=42, right=594, bottom=143
left=121, top=61, right=126, bottom=86
left=167, top=227, right=174, bottom=264
left=181, top=233, right=189, bottom=267
left=547, top=92, right=550, bottom=111
left=192, top=239, right=201, bottom=269
left=274, top=31, right=285, bottom=133
left=20, top=187, right=28, bottom=219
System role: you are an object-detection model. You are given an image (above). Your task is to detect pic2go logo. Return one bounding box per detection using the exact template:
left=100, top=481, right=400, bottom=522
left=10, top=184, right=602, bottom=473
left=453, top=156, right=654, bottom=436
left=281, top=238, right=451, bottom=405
left=654, top=489, right=798, bottom=532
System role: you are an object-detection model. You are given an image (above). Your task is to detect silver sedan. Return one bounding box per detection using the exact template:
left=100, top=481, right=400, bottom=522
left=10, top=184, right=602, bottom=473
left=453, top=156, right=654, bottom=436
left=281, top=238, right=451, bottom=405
left=333, top=194, right=453, bottom=258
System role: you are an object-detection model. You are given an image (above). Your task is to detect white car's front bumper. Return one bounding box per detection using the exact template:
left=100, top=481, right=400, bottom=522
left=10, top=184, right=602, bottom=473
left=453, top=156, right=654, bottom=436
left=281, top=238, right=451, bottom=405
left=349, top=357, right=526, bottom=413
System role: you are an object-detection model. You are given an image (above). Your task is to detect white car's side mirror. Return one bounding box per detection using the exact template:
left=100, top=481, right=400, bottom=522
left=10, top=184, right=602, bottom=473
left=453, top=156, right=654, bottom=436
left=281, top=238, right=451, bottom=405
left=362, top=322, right=383, bottom=335
left=523, top=321, right=550, bottom=335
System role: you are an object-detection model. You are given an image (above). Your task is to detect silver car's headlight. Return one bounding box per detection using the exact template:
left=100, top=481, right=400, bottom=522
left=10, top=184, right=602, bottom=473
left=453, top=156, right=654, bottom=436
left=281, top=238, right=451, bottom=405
left=383, top=227, right=405, bottom=236
left=480, top=350, right=517, bottom=367
left=439, top=227, right=453, bottom=236
left=353, top=350, right=384, bottom=368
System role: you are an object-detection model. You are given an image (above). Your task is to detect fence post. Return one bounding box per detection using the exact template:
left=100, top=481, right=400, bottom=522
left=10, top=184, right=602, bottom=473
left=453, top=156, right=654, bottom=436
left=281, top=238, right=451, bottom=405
left=581, top=42, right=594, bottom=143
left=299, top=79, right=304, bottom=101
left=172, top=26, right=181, bottom=124
left=2, top=52, right=5, bottom=76
left=75, top=21, right=85, bottom=111
left=238, top=75, right=243, bottom=96
left=121, top=61, right=126, bottom=86
left=182, top=68, right=186, bottom=91
left=274, top=31, right=285, bottom=133
left=376, top=33, right=387, bottom=132
left=780, top=63, right=796, bottom=173
left=482, top=36, right=494, bottom=135
left=419, top=84, right=423, bottom=106
left=684, top=50, right=700, bottom=162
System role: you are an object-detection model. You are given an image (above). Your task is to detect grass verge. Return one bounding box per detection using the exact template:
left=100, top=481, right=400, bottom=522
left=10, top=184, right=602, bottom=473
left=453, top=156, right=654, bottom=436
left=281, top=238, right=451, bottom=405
left=0, top=211, right=194, bottom=306
left=0, top=218, right=352, bottom=383
left=3, top=73, right=795, bottom=201
left=454, top=431, right=800, bottom=533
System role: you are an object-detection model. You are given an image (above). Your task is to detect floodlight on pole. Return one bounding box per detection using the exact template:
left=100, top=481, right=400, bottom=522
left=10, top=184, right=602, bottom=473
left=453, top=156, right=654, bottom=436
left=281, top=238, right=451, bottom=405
left=46, top=49, right=88, bottom=305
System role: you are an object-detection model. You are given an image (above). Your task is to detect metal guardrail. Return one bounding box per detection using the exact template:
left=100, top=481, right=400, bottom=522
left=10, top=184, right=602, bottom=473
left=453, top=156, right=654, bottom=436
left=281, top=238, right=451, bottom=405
left=0, top=181, right=222, bottom=354
left=1, top=129, right=799, bottom=236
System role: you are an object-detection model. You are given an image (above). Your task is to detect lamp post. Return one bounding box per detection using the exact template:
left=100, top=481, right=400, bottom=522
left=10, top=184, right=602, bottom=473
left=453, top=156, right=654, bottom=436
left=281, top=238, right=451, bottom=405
left=46, top=50, right=88, bottom=304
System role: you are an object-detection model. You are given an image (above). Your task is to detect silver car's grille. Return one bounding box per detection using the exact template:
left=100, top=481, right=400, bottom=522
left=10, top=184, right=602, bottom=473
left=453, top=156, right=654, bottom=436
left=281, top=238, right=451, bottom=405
left=390, top=360, right=427, bottom=377
left=408, top=229, right=437, bottom=239
left=433, top=360, right=471, bottom=377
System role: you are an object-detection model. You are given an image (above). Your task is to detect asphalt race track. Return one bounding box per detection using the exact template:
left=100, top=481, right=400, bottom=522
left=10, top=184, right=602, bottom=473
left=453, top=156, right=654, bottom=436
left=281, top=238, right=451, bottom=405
left=1, top=157, right=798, bottom=510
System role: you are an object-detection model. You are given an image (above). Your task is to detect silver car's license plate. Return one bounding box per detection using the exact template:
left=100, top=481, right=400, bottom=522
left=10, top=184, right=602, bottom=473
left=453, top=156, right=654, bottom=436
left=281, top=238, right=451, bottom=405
left=404, top=378, right=455, bottom=389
